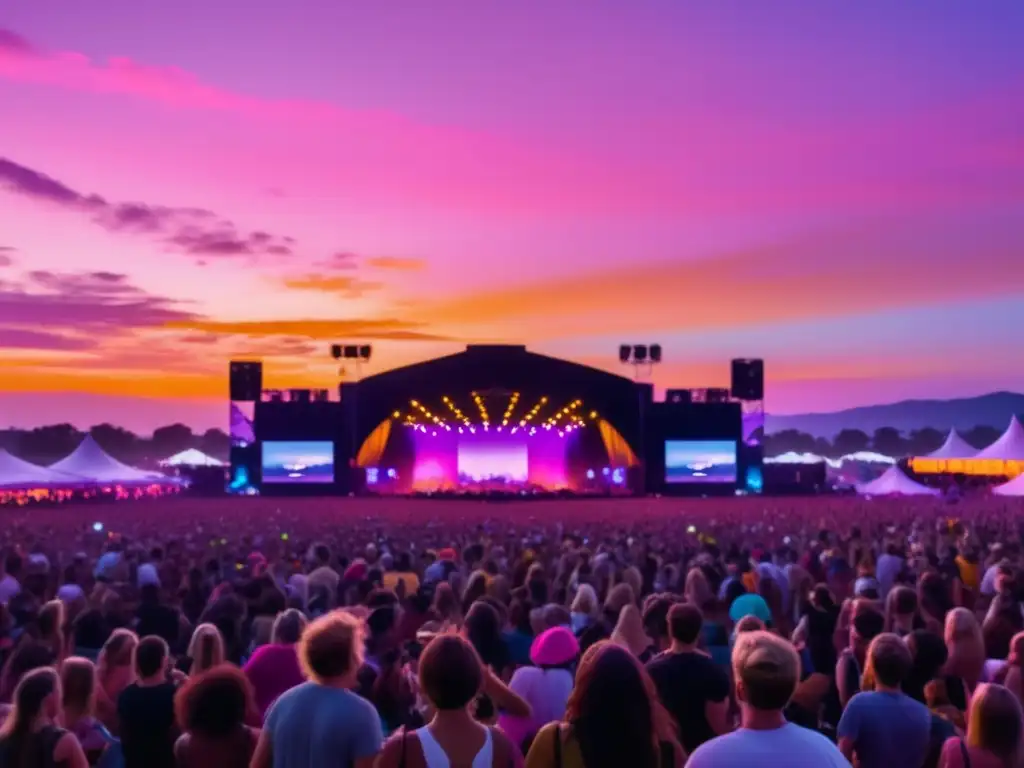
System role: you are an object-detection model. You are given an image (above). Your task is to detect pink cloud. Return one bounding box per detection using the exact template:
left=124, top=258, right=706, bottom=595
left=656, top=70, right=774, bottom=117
left=2, top=27, right=1021, bottom=218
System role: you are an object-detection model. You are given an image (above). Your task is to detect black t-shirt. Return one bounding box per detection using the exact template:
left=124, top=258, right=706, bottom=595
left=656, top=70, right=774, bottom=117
left=136, top=603, right=180, bottom=647
left=646, top=651, right=730, bottom=754
left=117, top=682, right=177, bottom=768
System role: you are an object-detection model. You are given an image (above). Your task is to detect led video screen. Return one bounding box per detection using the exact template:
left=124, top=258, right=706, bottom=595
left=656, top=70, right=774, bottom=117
left=665, top=440, right=737, bottom=484
left=261, top=441, right=335, bottom=484
left=457, top=436, right=529, bottom=483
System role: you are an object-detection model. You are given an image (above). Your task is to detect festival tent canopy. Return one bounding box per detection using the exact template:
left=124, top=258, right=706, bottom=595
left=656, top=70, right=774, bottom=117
left=856, top=465, right=941, bottom=496
left=838, top=451, right=897, bottom=465
left=49, top=436, right=165, bottom=484
left=993, top=472, right=1024, bottom=497
left=926, top=429, right=978, bottom=459
left=0, top=449, right=83, bottom=489
left=974, top=416, right=1024, bottom=461
left=159, top=449, right=224, bottom=467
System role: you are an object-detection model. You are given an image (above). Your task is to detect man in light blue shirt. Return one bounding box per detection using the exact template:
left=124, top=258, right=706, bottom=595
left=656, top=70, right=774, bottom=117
left=252, top=611, right=383, bottom=768
left=838, top=633, right=930, bottom=768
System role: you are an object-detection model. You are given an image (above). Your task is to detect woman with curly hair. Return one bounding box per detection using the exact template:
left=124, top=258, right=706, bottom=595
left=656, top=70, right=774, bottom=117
left=174, top=664, right=259, bottom=768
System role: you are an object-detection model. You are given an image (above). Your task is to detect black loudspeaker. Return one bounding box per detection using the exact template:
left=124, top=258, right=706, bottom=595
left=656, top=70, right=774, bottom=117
left=730, top=358, right=764, bottom=401
left=633, top=344, right=648, bottom=362
left=343, top=345, right=359, bottom=359
left=229, top=361, right=262, bottom=401
left=666, top=389, right=692, bottom=405
left=358, top=345, right=372, bottom=361
left=619, top=345, right=632, bottom=363
left=650, top=344, right=662, bottom=363
left=330, top=344, right=343, bottom=359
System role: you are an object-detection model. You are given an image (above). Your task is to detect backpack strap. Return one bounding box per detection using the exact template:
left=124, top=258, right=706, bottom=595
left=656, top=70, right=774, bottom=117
left=959, top=738, right=971, bottom=768
left=658, top=740, right=674, bottom=767
left=552, top=724, right=562, bottom=768
left=398, top=726, right=408, bottom=768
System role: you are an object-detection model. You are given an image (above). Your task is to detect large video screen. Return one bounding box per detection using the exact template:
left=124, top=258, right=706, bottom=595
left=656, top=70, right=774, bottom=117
left=665, top=440, right=737, bottom=484
left=262, top=441, right=335, bottom=484
left=457, top=437, right=528, bottom=483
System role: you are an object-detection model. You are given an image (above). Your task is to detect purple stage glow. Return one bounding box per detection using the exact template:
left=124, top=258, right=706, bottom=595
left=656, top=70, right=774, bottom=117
left=410, top=427, right=572, bottom=491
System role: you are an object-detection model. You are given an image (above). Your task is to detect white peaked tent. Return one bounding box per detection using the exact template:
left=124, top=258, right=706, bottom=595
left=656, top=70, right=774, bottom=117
left=927, top=429, right=978, bottom=459
left=0, top=449, right=82, bottom=489
left=50, top=436, right=164, bottom=484
left=993, top=473, right=1024, bottom=497
left=856, top=465, right=941, bottom=496
left=159, top=449, right=224, bottom=467
left=974, top=416, right=1024, bottom=460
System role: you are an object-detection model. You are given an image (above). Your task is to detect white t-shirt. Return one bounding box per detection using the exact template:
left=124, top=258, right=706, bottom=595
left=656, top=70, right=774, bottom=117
left=687, top=723, right=851, bottom=768
left=0, top=575, right=20, bottom=604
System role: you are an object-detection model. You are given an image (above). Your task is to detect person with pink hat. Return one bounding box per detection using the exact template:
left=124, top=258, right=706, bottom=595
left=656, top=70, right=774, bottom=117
left=499, top=627, right=580, bottom=751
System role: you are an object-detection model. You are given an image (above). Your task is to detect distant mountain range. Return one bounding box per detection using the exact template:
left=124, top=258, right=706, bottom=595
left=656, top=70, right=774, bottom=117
left=766, top=391, right=1024, bottom=438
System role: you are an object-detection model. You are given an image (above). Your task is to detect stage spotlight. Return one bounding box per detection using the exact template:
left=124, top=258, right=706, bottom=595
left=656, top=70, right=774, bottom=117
left=602, top=467, right=611, bottom=476
left=619, top=344, right=631, bottom=363
left=586, top=469, right=595, bottom=480
left=366, top=468, right=379, bottom=485
left=612, top=468, right=625, bottom=485
left=589, top=411, right=598, bottom=419
left=387, top=468, right=397, bottom=479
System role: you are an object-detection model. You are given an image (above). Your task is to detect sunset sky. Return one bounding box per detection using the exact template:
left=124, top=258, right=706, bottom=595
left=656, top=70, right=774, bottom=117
left=2, top=2, right=1023, bottom=434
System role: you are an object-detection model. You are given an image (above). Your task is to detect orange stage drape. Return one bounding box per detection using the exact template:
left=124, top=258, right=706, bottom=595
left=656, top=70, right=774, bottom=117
left=356, top=419, right=391, bottom=468
left=598, top=419, right=640, bottom=467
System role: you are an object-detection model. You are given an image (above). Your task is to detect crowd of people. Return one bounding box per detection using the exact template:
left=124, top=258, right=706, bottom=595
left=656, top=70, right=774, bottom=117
left=0, top=494, right=1024, bottom=766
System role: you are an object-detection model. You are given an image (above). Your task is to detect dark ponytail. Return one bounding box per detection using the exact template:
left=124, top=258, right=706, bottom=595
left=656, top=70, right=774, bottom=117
left=0, top=667, right=59, bottom=767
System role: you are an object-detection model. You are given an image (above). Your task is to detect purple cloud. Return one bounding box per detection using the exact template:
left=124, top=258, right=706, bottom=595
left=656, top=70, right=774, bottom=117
left=0, top=247, right=14, bottom=267
left=0, top=327, right=96, bottom=352
left=0, top=157, right=294, bottom=261
left=0, top=29, right=36, bottom=56
left=0, top=270, right=198, bottom=328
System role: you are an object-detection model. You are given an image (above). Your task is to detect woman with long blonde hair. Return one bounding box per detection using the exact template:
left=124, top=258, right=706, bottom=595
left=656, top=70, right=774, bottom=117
left=187, top=623, right=226, bottom=676
left=939, top=683, right=1023, bottom=768
left=611, top=605, right=655, bottom=662
left=94, top=628, right=137, bottom=735
left=37, top=600, right=66, bottom=662
left=995, top=632, right=1024, bottom=706
left=683, top=568, right=712, bottom=609
left=60, top=656, right=115, bottom=764
left=570, top=584, right=599, bottom=635
left=944, top=607, right=986, bottom=713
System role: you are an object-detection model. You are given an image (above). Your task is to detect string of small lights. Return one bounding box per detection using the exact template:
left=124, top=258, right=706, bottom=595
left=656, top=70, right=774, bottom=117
left=442, top=395, right=470, bottom=426
left=472, top=391, right=490, bottom=425
left=501, top=391, right=520, bottom=427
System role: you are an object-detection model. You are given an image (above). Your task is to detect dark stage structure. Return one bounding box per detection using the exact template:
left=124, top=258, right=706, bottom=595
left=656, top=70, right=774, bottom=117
left=227, top=345, right=764, bottom=498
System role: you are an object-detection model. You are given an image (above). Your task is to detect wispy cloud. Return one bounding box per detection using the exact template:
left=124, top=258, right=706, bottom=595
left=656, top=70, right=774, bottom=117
left=420, top=218, right=1024, bottom=338
left=0, top=157, right=295, bottom=262
left=163, top=317, right=451, bottom=342
left=0, top=327, right=96, bottom=352
left=281, top=274, right=384, bottom=297
left=0, top=247, right=15, bottom=267
left=0, top=269, right=197, bottom=329
left=365, top=256, right=426, bottom=271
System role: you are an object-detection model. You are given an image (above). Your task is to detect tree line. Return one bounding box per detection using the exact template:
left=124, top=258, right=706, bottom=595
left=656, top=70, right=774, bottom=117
left=0, top=422, right=1007, bottom=469
left=0, top=424, right=230, bottom=468
left=762, top=424, right=1005, bottom=460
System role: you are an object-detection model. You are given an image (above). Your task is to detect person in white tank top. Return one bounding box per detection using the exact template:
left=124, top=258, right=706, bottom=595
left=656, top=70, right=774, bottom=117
left=375, top=635, right=519, bottom=768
